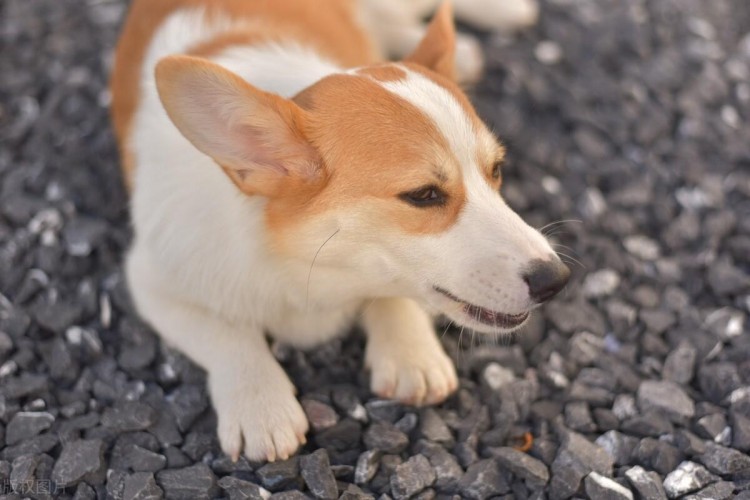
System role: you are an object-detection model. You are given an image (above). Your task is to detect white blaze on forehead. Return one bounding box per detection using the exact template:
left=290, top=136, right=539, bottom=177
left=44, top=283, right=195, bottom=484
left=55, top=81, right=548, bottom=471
left=377, top=66, right=504, bottom=209
left=374, top=69, right=555, bottom=264
left=379, top=66, right=479, bottom=168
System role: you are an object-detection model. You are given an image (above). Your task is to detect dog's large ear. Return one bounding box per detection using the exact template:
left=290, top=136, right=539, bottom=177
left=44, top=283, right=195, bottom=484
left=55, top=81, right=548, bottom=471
left=155, top=55, right=321, bottom=196
left=405, top=1, right=456, bottom=80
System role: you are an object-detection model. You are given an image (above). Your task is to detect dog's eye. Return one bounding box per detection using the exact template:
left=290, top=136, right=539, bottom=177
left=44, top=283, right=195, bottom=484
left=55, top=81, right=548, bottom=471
left=399, top=185, right=447, bottom=207
left=492, top=161, right=503, bottom=180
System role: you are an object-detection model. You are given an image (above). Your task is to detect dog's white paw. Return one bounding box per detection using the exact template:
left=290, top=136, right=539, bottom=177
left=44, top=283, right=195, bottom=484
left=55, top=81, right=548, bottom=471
left=455, top=0, right=539, bottom=32
left=455, top=34, right=485, bottom=84
left=367, top=340, right=458, bottom=406
left=210, top=366, right=309, bottom=462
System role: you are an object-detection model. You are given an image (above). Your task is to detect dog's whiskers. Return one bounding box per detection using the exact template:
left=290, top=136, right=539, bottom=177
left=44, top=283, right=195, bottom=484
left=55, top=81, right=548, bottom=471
left=471, top=305, right=481, bottom=356
left=552, top=244, right=585, bottom=268
left=506, top=330, right=515, bottom=346
left=538, top=219, right=582, bottom=236
left=543, top=228, right=572, bottom=239
left=440, top=320, right=454, bottom=340
left=556, top=251, right=586, bottom=270
left=552, top=243, right=578, bottom=254
left=360, top=298, right=377, bottom=317
left=305, top=228, right=340, bottom=310
left=457, top=325, right=466, bottom=369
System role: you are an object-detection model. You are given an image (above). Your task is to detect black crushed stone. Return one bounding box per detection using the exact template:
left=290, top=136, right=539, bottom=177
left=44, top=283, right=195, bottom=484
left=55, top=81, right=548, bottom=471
left=1, top=0, right=749, bottom=498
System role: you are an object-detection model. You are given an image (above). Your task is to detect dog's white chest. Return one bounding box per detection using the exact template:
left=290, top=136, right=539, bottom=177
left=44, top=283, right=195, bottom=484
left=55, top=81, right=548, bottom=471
left=266, top=302, right=362, bottom=348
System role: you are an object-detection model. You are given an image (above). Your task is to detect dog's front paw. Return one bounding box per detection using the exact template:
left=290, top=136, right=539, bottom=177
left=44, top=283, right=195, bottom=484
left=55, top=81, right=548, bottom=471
left=366, top=339, right=458, bottom=406
left=210, top=367, right=309, bottom=462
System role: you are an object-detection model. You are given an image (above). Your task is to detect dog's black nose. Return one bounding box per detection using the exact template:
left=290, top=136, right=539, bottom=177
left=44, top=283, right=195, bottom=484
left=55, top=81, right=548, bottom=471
left=523, top=259, right=571, bottom=303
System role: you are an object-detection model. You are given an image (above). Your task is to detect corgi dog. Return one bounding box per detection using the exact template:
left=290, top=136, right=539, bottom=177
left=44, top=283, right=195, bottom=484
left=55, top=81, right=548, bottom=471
left=110, top=0, right=568, bottom=462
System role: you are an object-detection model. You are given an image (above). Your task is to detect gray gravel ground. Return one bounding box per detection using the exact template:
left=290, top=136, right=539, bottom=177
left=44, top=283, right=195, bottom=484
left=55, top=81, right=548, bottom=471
left=1, top=0, right=750, bottom=498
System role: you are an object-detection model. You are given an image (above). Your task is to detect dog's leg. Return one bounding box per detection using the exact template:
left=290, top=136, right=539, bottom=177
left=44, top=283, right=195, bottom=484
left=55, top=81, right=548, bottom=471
left=126, top=256, right=308, bottom=462
left=362, top=298, right=458, bottom=405
left=452, top=0, right=539, bottom=31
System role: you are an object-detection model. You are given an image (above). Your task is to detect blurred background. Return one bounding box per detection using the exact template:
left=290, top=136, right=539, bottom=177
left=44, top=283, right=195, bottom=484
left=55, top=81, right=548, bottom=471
left=0, top=0, right=749, bottom=498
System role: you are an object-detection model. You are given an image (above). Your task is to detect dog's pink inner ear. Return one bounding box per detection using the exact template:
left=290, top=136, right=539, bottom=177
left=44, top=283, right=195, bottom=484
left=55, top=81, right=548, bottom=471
left=405, top=1, right=457, bottom=80
left=155, top=55, right=320, bottom=195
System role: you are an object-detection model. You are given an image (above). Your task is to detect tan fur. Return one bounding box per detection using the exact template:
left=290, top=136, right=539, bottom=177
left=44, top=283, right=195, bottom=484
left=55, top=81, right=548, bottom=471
left=111, top=0, right=380, bottom=189
left=405, top=2, right=456, bottom=80
left=155, top=55, right=324, bottom=199
left=187, top=30, right=269, bottom=59
left=400, top=61, right=506, bottom=184
left=264, top=72, right=468, bottom=247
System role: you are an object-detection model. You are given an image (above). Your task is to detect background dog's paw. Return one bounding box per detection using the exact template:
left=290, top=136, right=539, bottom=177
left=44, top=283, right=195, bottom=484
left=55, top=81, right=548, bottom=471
left=455, top=34, right=485, bottom=85
left=367, top=343, right=458, bottom=406
left=211, top=374, right=309, bottom=462
left=454, top=0, right=539, bottom=32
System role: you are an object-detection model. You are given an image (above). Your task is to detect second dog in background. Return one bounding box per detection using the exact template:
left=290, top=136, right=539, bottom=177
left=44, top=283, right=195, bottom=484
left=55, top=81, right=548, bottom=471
left=362, top=0, right=539, bottom=83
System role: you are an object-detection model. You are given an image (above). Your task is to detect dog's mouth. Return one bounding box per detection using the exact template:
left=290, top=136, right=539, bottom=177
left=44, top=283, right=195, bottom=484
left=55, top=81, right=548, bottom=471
left=433, top=286, right=530, bottom=329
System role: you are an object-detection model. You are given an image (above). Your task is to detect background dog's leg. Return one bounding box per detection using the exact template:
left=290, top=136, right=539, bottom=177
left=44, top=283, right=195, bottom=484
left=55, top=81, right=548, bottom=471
left=452, top=33, right=485, bottom=84
left=362, top=298, right=458, bottom=406
left=358, top=0, right=485, bottom=84
left=372, top=23, right=485, bottom=84
left=127, top=259, right=308, bottom=462
left=358, top=0, right=427, bottom=59
left=452, top=0, right=539, bottom=31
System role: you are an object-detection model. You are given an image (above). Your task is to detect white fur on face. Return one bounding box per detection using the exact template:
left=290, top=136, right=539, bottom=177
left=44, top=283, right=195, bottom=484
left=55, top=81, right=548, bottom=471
left=375, top=67, right=557, bottom=332
left=381, top=68, right=482, bottom=166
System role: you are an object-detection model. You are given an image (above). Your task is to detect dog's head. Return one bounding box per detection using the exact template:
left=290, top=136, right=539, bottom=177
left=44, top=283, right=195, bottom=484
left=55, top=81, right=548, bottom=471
left=155, top=3, right=569, bottom=334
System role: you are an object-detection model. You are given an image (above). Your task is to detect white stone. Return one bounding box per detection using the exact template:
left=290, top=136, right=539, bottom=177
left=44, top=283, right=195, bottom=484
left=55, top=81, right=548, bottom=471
left=624, top=235, right=661, bottom=260
left=583, top=269, right=621, bottom=298
left=350, top=404, right=368, bottom=422
left=721, top=105, right=740, bottom=128
left=663, top=461, right=714, bottom=498
left=541, top=176, right=561, bottom=194
left=535, top=40, right=563, bottom=64
left=580, top=188, right=607, bottom=219
left=65, top=326, right=83, bottom=345
left=585, top=472, right=634, bottom=500
left=28, top=208, right=63, bottom=235
left=686, top=17, right=716, bottom=40
left=100, top=293, right=112, bottom=329
left=0, top=360, right=17, bottom=378
left=705, top=308, right=745, bottom=340
left=676, top=187, right=712, bottom=210
left=612, top=394, right=638, bottom=421
left=483, top=362, right=515, bottom=391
